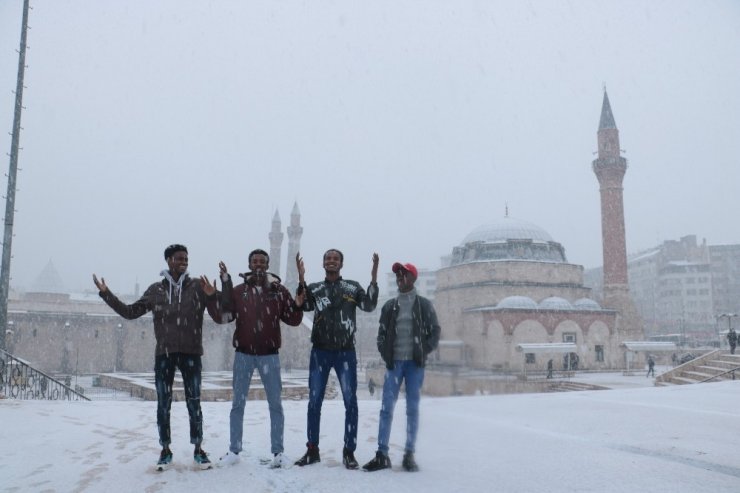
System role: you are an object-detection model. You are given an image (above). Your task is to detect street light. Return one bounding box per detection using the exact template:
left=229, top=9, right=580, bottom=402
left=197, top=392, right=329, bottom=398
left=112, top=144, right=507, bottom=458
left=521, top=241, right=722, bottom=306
left=717, top=313, right=737, bottom=349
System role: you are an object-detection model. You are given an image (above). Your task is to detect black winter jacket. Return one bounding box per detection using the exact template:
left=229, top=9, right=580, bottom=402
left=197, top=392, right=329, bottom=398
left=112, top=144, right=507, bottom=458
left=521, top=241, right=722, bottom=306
left=377, top=294, right=441, bottom=370
left=99, top=275, right=220, bottom=357
left=301, top=277, right=378, bottom=351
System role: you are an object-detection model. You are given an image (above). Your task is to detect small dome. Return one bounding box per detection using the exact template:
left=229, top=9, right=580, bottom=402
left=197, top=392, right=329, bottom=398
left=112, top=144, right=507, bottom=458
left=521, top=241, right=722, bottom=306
left=497, top=296, right=538, bottom=310
left=462, top=216, right=555, bottom=245
left=539, top=296, right=573, bottom=310
left=574, top=298, right=602, bottom=311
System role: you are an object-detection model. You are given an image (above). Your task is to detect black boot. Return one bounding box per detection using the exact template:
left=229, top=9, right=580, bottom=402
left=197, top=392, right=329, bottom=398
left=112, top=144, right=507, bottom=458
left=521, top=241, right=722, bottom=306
left=342, top=448, right=359, bottom=470
left=362, top=451, right=391, bottom=472
left=402, top=451, right=419, bottom=472
left=295, top=444, right=320, bottom=466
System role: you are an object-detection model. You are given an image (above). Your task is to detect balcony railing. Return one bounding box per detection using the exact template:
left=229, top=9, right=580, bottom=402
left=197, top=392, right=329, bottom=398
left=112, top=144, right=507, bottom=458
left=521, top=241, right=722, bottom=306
left=0, top=348, right=89, bottom=401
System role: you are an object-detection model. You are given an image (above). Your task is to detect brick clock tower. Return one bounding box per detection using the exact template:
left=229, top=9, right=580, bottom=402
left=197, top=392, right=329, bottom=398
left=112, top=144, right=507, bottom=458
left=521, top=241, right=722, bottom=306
left=592, top=91, right=643, bottom=341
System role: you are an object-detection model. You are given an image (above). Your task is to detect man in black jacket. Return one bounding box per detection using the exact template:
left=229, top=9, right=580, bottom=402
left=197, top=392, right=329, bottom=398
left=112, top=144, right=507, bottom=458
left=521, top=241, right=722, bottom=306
left=294, top=249, right=379, bottom=469
left=93, top=244, right=219, bottom=471
left=362, top=262, right=440, bottom=473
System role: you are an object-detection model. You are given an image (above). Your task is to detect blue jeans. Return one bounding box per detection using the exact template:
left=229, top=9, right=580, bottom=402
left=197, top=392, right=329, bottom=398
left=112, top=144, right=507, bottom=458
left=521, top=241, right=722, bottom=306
left=229, top=352, right=284, bottom=454
left=377, top=360, right=425, bottom=455
left=306, top=348, right=358, bottom=451
left=154, top=353, right=203, bottom=447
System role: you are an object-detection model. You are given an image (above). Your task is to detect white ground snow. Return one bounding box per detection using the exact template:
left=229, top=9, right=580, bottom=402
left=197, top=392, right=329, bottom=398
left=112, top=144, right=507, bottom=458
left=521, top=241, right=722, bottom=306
left=2, top=377, right=740, bottom=492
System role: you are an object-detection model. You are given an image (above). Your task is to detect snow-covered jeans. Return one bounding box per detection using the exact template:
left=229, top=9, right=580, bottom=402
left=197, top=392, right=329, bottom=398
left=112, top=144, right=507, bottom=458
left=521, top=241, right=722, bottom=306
left=377, top=360, right=425, bottom=455
left=229, top=352, right=284, bottom=455
left=306, top=348, right=358, bottom=451
left=154, top=352, right=203, bottom=447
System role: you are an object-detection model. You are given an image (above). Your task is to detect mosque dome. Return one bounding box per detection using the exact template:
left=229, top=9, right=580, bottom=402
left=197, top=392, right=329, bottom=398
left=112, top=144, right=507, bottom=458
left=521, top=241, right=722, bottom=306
left=462, top=216, right=555, bottom=245
left=539, top=296, right=574, bottom=310
left=573, top=298, right=602, bottom=311
left=496, top=296, right=538, bottom=310
left=450, top=216, right=567, bottom=265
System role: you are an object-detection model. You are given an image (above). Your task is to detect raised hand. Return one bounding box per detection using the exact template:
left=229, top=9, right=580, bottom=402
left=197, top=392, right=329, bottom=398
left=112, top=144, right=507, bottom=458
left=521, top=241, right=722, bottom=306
left=296, top=252, right=305, bottom=284
left=371, top=253, right=379, bottom=283
left=92, top=274, right=108, bottom=293
left=219, top=261, right=229, bottom=282
left=200, top=275, right=217, bottom=296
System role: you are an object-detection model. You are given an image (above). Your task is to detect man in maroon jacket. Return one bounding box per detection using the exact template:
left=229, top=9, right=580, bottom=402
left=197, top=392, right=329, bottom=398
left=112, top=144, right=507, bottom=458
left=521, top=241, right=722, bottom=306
left=216, top=249, right=304, bottom=469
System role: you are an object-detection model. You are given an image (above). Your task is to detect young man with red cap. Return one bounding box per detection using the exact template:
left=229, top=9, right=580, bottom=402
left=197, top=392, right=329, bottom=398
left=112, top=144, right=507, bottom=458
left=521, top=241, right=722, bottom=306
left=362, top=261, right=440, bottom=472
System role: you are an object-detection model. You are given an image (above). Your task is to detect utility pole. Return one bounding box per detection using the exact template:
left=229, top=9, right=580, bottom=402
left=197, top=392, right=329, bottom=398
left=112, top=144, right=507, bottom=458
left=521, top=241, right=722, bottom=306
left=0, top=0, right=30, bottom=350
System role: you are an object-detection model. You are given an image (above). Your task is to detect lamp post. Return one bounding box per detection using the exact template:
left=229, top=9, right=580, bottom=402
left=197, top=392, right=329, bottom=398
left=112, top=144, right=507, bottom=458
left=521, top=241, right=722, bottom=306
left=717, top=313, right=737, bottom=349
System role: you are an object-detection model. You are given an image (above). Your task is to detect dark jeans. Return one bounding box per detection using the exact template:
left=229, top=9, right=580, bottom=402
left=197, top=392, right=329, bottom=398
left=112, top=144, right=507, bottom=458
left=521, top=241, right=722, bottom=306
left=306, top=348, right=358, bottom=451
left=154, top=352, right=203, bottom=447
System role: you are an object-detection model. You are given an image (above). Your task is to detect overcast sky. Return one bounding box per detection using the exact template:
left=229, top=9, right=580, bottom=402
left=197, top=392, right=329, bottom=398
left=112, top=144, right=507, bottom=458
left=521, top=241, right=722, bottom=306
left=1, top=0, right=739, bottom=295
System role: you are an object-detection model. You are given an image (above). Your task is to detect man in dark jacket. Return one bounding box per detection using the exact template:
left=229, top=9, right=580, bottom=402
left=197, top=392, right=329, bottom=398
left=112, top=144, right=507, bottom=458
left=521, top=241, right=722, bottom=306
left=216, top=249, right=304, bottom=469
left=294, top=249, right=379, bottom=469
left=363, top=262, right=440, bottom=473
left=93, top=244, right=219, bottom=470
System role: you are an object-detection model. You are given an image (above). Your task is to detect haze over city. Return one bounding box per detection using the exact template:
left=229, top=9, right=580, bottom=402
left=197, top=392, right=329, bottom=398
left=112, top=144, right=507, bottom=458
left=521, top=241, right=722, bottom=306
left=1, top=0, right=738, bottom=295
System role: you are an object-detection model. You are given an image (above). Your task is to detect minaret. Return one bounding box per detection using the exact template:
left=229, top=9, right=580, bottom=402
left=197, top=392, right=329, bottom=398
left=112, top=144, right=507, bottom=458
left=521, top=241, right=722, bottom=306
left=268, top=209, right=284, bottom=278
left=285, top=202, right=302, bottom=294
left=592, top=91, right=642, bottom=339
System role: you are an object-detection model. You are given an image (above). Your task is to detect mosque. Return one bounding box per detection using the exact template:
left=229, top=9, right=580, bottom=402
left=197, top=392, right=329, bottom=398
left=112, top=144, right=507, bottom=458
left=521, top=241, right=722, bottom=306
left=432, top=92, right=644, bottom=373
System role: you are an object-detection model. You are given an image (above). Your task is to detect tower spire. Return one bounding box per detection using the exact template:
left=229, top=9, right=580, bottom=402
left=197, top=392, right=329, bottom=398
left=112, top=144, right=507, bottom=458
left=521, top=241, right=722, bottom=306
left=269, top=209, right=284, bottom=278
left=591, top=91, right=642, bottom=340
left=285, top=202, right=303, bottom=294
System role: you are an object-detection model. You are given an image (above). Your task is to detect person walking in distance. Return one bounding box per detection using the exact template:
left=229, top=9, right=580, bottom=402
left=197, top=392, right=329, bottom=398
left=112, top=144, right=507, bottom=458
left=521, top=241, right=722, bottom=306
left=646, top=355, right=655, bottom=378
left=362, top=262, right=440, bottom=473
left=216, top=249, right=304, bottom=469
left=294, top=249, right=379, bottom=469
left=93, top=244, right=219, bottom=470
left=727, top=328, right=737, bottom=355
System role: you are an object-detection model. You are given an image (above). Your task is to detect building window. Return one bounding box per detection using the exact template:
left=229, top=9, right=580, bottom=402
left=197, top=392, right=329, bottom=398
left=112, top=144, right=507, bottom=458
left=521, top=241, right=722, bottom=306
left=595, top=345, right=604, bottom=362
left=525, top=353, right=536, bottom=364
left=563, top=332, right=576, bottom=343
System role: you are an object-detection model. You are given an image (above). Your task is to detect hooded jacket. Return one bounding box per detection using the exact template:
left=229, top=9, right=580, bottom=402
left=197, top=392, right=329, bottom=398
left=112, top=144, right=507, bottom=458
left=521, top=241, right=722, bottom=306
left=221, top=271, right=303, bottom=355
left=99, top=274, right=220, bottom=356
left=301, top=277, right=378, bottom=351
left=377, top=294, right=441, bottom=370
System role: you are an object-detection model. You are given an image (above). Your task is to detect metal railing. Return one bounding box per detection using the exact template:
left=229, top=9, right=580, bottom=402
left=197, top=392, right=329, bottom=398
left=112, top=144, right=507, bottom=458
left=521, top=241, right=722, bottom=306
left=0, top=348, right=89, bottom=401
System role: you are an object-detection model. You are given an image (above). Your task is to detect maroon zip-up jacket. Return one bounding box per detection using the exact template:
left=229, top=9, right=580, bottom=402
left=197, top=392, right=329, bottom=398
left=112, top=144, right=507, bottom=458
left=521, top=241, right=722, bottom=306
left=221, top=272, right=303, bottom=355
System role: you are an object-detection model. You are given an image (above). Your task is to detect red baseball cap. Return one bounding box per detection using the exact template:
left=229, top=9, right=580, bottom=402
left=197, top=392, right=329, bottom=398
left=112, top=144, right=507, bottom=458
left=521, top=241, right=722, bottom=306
left=392, top=262, right=418, bottom=279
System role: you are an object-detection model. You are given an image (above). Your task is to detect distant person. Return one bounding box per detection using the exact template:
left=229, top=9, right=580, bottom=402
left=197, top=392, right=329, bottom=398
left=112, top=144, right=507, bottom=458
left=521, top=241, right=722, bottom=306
left=93, top=244, right=219, bottom=470
left=215, top=250, right=304, bottom=469
left=671, top=353, right=678, bottom=366
left=727, top=328, right=737, bottom=355
left=368, top=377, right=376, bottom=397
left=546, top=359, right=554, bottom=379
left=294, top=249, right=379, bottom=469
left=362, top=262, right=440, bottom=473
left=646, top=355, right=655, bottom=378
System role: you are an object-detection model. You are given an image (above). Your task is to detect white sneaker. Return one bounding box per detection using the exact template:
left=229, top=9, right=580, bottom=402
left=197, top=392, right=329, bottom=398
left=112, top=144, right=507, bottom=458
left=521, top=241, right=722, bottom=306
left=218, top=451, right=240, bottom=467
left=270, top=452, right=289, bottom=469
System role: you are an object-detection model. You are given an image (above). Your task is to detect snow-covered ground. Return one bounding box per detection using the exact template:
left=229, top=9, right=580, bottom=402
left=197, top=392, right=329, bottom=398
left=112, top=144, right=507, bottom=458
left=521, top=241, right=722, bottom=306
left=3, top=377, right=740, bottom=492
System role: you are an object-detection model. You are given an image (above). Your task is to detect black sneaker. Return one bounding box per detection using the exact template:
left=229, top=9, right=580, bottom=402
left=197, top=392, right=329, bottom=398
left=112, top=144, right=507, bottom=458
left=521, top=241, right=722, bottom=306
left=362, top=451, right=391, bottom=472
left=294, top=445, right=320, bottom=466
left=193, top=447, right=212, bottom=470
left=342, top=448, right=359, bottom=470
left=156, top=448, right=173, bottom=471
left=402, top=451, right=419, bottom=472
